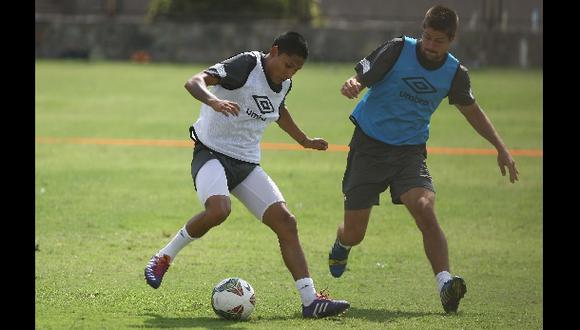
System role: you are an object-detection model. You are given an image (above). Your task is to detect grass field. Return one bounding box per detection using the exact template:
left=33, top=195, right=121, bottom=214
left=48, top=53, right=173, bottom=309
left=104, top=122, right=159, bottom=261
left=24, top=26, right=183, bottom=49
left=35, top=60, right=542, bottom=329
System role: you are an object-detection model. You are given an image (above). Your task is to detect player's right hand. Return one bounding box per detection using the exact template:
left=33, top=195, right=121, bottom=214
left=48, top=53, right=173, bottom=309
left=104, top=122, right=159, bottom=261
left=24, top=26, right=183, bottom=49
left=341, top=78, right=363, bottom=99
left=208, top=99, right=240, bottom=117
left=497, top=149, right=519, bottom=183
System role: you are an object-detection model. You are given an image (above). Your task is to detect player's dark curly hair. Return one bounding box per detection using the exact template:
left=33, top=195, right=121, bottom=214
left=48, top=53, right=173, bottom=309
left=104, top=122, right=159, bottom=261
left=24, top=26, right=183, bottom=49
left=273, top=31, right=308, bottom=59
left=423, top=5, right=459, bottom=39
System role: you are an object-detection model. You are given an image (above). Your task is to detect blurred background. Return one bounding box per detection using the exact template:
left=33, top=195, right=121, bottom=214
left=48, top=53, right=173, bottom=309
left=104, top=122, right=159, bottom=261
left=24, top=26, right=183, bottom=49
left=35, top=0, right=542, bottom=69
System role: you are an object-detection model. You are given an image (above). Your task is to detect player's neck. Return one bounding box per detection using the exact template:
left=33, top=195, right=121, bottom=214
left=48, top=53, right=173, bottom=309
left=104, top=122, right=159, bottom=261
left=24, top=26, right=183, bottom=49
left=263, top=53, right=272, bottom=73
left=261, top=53, right=283, bottom=91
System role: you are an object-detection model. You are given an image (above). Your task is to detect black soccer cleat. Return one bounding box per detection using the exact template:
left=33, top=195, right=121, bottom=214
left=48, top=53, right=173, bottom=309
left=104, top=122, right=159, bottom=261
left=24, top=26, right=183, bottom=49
left=440, top=276, right=467, bottom=313
left=302, top=291, right=350, bottom=318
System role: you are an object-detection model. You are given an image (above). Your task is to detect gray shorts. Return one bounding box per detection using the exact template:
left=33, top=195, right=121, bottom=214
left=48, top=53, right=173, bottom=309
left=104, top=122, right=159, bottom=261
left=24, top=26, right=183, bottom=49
left=342, top=126, right=435, bottom=210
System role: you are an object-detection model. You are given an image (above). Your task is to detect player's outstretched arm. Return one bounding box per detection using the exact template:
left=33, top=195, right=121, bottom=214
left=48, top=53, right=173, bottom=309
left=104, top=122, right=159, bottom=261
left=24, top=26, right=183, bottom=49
left=276, top=106, right=328, bottom=151
left=456, top=102, right=519, bottom=183
left=184, top=72, right=240, bottom=117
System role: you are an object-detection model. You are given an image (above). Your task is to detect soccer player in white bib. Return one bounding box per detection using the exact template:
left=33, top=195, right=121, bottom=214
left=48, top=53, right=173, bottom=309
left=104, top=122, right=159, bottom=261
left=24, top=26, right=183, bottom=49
left=144, top=32, right=349, bottom=318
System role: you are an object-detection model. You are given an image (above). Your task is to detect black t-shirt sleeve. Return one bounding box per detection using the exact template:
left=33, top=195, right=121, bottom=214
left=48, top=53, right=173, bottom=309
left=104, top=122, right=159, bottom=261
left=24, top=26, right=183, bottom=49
left=355, top=37, right=404, bottom=87
left=204, top=52, right=257, bottom=90
left=448, top=64, right=476, bottom=105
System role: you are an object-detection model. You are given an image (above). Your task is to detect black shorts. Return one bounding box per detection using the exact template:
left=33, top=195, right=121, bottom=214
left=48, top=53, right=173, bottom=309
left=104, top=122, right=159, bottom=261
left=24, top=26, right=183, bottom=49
left=190, top=137, right=257, bottom=192
left=342, top=126, right=435, bottom=210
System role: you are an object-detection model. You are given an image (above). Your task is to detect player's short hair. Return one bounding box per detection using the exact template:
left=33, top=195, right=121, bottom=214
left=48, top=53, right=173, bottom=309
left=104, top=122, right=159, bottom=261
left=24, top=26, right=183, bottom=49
left=423, top=5, right=459, bottom=39
left=273, top=31, right=308, bottom=59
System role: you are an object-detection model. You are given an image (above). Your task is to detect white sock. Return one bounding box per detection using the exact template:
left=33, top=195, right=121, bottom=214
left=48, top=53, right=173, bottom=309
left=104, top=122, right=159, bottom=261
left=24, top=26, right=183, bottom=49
left=295, top=277, right=317, bottom=306
left=436, top=271, right=453, bottom=292
left=158, top=225, right=197, bottom=261
left=337, top=239, right=351, bottom=250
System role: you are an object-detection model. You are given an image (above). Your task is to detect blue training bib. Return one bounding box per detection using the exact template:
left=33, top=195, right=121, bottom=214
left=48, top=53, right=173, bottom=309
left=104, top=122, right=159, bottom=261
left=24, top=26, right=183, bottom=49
left=351, top=36, right=459, bottom=145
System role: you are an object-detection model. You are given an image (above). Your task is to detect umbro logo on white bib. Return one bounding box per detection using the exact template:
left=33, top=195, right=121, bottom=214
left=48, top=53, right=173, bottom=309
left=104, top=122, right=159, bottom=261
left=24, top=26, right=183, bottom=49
left=252, top=95, right=275, bottom=114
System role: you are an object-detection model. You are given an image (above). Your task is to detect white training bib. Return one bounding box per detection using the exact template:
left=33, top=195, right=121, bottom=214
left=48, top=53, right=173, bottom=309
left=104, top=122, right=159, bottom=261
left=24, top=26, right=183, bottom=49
left=193, top=51, right=291, bottom=163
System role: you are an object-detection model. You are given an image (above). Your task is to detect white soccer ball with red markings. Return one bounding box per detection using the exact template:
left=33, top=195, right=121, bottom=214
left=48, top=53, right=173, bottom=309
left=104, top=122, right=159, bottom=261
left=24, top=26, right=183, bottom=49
left=211, top=277, right=256, bottom=320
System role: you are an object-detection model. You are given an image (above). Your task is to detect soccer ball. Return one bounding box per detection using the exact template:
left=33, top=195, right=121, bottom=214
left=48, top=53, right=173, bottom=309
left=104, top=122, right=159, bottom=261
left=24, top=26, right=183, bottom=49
left=211, top=277, right=256, bottom=320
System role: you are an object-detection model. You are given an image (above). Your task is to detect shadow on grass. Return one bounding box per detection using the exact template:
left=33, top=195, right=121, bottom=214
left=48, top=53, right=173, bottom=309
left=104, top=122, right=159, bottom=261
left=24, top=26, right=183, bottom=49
left=133, top=307, right=445, bottom=328
left=133, top=313, right=296, bottom=329
left=344, top=307, right=441, bottom=322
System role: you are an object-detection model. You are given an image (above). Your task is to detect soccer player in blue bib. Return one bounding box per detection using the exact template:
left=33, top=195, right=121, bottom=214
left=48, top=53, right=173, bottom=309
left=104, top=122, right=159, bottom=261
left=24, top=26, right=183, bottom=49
left=327, top=5, right=519, bottom=313
left=144, top=32, right=349, bottom=318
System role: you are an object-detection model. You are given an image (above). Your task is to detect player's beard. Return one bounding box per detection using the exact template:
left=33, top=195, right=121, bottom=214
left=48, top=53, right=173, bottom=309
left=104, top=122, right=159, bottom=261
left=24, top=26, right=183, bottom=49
left=421, top=47, right=444, bottom=63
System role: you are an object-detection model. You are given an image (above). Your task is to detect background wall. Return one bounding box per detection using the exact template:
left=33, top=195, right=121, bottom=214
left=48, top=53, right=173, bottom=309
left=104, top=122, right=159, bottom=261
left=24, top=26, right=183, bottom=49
left=35, top=0, right=543, bottom=68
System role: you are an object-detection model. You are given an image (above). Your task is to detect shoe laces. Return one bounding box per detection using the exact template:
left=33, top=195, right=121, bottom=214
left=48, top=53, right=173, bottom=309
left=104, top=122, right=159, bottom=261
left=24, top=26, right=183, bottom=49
left=316, top=288, right=331, bottom=300
left=153, top=255, right=170, bottom=277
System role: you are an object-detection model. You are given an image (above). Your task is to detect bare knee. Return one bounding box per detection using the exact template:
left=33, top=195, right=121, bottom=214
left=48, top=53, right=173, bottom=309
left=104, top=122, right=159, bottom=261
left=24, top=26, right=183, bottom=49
left=415, top=196, right=434, bottom=214
left=410, top=197, right=439, bottom=232
left=263, top=202, right=301, bottom=243
left=205, top=198, right=231, bottom=226
left=206, top=206, right=230, bottom=225
left=273, top=212, right=299, bottom=241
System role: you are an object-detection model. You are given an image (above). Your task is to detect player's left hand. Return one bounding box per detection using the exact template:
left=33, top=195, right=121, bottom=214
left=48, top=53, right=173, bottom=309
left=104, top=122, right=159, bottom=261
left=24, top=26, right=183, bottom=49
left=497, top=150, right=519, bottom=183
left=302, top=138, right=328, bottom=151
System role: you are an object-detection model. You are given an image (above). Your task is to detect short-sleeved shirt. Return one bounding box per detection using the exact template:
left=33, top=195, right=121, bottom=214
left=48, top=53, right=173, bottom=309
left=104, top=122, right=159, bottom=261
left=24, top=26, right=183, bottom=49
left=192, top=51, right=292, bottom=164
left=355, top=37, right=475, bottom=106
left=352, top=36, right=459, bottom=145
left=204, top=52, right=290, bottom=109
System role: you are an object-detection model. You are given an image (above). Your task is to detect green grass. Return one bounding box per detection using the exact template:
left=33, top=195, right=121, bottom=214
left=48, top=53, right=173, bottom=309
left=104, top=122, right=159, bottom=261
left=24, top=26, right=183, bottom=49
left=35, top=60, right=542, bottom=329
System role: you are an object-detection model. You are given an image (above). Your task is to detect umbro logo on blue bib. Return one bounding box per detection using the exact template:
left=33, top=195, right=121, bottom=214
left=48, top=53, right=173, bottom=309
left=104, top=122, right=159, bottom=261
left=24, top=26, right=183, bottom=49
left=402, top=77, right=437, bottom=94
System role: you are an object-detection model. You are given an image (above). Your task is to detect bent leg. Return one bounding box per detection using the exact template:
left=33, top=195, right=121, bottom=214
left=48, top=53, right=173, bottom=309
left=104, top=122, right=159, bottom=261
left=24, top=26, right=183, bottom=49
left=400, top=187, right=449, bottom=275
left=328, top=208, right=372, bottom=278
left=338, top=208, right=373, bottom=246
left=145, top=154, right=232, bottom=289
left=185, top=158, right=232, bottom=238
left=230, top=166, right=307, bottom=279
left=185, top=195, right=231, bottom=238
left=262, top=202, right=309, bottom=281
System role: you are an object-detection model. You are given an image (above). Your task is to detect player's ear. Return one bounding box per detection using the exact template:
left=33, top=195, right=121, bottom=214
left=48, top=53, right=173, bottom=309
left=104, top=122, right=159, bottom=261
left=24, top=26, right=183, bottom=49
left=270, top=45, right=279, bottom=57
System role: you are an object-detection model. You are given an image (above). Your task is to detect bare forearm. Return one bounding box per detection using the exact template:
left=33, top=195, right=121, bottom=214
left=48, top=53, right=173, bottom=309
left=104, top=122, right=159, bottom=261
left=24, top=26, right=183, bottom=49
left=472, top=113, right=506, bottom=150
left=458, top=103, right=518, bottom=183
left=277, top=107, right=307, bottom=145
left=184, top=73, right=240, bottom=117
left=460, top=104, right=508, bottom=152
left=184, top=75, right=218, bottom=106
left=277, top=107, right=328, bottom=151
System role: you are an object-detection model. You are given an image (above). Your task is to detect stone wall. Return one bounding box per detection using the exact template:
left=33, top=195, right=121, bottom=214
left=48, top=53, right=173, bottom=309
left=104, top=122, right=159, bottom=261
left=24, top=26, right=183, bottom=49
left=35, top=19, right=542, bottom=68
